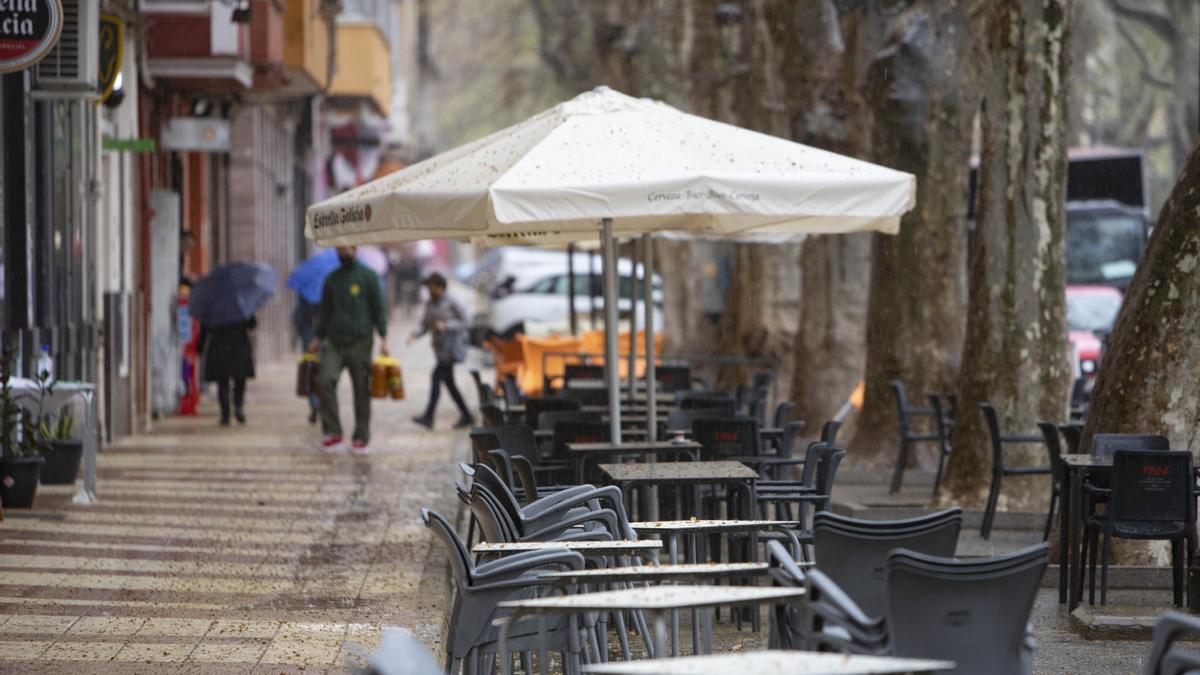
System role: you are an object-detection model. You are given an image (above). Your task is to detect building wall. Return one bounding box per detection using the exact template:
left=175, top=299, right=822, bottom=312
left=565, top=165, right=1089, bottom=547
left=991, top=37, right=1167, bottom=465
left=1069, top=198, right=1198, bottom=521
left=228, top=103, right=300, bottom=363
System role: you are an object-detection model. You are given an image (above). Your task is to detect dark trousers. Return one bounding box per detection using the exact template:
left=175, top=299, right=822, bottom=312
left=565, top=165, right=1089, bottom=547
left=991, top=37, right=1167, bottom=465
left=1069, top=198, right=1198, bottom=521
left=424, top=361, right=470, bottom=419
left=217, top=377, right=246, bottom=421
left=318, top=338, right=373, bottom=443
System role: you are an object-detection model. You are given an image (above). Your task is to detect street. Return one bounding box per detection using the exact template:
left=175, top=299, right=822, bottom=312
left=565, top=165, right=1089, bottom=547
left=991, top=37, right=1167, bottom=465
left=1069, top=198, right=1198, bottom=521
left=0, top=314, right=467, bottom=672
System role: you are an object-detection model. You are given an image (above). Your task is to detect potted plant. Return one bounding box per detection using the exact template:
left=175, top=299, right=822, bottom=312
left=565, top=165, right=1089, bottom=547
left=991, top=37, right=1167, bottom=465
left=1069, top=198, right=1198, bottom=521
left=0, top=346, right=45, bottom=509
left=38, top=408, right=81, bottom=485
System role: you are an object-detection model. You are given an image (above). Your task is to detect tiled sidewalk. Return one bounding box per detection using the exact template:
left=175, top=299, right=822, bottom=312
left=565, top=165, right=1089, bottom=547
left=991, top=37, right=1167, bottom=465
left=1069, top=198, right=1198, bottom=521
left=0, top=328, right=470, bottom=672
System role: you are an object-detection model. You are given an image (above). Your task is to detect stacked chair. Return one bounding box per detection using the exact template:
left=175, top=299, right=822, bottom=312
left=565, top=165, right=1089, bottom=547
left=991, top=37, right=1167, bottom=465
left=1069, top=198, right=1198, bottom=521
left=1143, top=612, right=1200, bottom=675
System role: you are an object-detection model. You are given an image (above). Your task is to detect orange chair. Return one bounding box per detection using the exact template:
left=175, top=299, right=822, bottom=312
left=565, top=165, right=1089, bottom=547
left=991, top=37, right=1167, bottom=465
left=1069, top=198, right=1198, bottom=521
left=484, top=337, right=524, bottom=390
left=515, top=335, right=584, bottom=396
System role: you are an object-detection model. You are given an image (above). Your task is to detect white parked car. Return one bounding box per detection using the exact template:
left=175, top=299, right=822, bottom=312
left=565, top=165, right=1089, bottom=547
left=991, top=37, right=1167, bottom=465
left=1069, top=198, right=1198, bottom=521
left=482, top=259, right=664, bottom=338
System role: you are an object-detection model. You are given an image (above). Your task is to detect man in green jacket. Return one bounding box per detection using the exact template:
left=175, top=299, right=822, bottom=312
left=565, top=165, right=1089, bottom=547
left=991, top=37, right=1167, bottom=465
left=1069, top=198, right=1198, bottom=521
left=308, top=246, right=388, bottom=454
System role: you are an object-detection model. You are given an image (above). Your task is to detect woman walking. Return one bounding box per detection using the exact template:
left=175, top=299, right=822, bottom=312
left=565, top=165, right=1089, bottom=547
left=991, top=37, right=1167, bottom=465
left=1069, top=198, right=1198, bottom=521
left=198, top=317, right=257, bottom=425
left=408, top=273, right=474, bottom=429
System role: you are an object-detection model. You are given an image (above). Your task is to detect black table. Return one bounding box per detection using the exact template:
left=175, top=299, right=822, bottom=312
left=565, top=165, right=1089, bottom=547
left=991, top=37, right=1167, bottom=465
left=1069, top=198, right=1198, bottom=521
left=568, top=440, right=701, bottom=484
left=1060, top=454, right=1110, bottom=610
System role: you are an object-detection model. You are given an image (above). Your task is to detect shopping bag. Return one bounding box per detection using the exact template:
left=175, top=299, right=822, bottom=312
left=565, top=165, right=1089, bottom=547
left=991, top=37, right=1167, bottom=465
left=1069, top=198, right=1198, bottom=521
left=371, top=356, right=405, bottom=400
left=296, top=353, right=319, bottom=397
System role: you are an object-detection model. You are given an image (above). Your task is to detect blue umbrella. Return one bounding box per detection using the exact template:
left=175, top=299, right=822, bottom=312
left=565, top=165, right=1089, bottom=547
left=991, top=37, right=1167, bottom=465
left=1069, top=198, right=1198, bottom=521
left=287, top=248, right=388, bottom=304
left=190, top=262, right=278, bottom=327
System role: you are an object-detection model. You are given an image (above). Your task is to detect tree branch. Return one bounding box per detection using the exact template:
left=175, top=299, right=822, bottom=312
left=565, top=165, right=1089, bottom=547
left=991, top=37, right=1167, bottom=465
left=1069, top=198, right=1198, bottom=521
left=1107, top=0, right=1178, bottom=42
left=1116, top=20, right=1174, bottom=90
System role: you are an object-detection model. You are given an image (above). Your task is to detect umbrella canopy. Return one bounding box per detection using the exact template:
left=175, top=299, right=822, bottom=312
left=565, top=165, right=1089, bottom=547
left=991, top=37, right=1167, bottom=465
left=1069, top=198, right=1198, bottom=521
left=190, top=262, right=278, bottom=327
left=306, top=86, right=915, bottom=248
left=286, top=247, right=388, bottom=304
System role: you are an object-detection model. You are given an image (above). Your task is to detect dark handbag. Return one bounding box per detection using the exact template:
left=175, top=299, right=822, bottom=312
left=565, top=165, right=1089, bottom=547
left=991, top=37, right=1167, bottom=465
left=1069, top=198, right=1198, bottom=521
left=296, top=353, right=319, bottom=396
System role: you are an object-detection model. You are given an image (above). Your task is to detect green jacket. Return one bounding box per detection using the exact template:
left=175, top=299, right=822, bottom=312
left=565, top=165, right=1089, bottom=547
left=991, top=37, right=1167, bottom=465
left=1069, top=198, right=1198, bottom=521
left=316, top=262, right=387, bottom=346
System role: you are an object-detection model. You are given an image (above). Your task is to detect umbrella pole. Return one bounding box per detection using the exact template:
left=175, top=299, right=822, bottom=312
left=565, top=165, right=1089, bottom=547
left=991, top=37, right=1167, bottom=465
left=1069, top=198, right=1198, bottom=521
left=643, top=233, right=659, bottom=521
left=589, top=250, right=598, bottom=329
left=567, top=244, right=578, bottom=336
left=601, top=218, right=622, bottom=449
left=628, top=239, right=639, bottom=402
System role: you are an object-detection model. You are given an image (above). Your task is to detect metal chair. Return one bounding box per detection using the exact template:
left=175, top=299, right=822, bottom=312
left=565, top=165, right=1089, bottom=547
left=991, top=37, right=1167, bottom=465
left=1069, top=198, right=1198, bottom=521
left=773, top=401, right=796, bottom=428
left=883, top=543, right=1048, bottom=674
left=1143, top=612, right=1200, bottom=675
left=929, top=393, right=956, bottom=496
left=978, top=403, right=1052, bottom=539
left=812, top=509, right=962, bottom=619
left=888, top=381, right=942, bottom=494
left=1036, top=422, right=1065, bottom=541
left=421, top=508, right=584, bottom=675
left=1083, top=451, right=1196, bottom=606
left=765, top=540, right=808, bottom=650
left=522, top=397, right=581, bottom=430
left=691, top=416, right=761, bottom=461
left=650, top=365, right=692, bottom=393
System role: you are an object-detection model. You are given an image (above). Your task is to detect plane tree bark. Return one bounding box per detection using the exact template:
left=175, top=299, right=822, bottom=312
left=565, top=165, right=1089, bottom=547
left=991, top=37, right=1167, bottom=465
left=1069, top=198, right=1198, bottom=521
left=1081, top=141, right=1200, bottom=564
left=850, top=1, right=979, bottom=467
left=942, top=0, right=1074, bottom=509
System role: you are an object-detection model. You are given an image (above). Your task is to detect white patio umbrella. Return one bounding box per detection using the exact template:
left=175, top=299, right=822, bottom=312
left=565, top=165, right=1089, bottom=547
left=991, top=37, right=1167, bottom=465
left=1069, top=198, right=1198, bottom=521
left=307, top=86, right=916, bottom=452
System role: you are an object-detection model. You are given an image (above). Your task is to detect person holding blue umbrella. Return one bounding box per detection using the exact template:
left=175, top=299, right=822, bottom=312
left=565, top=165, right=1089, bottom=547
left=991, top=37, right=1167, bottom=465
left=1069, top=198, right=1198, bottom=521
left=307, top=246, right=389, bottom=454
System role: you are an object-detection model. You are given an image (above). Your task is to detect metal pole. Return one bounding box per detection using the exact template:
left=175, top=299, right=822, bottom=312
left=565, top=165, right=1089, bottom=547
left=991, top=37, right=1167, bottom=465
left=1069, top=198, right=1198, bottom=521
left=602, top=218, right=622, bottom=446
left=628, top=239, right=639, bottom=402
left=567, top=243, right=578, bottom=336
left=643, top=233, right=659, bottom=521
left=643, top=234, right=657, bottom=443
left=589, top=249, right=598, bottom=330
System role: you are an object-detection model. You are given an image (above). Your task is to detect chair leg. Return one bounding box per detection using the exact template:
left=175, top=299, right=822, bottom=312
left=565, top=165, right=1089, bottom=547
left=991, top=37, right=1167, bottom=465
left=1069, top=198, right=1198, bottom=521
left=980, top=472, right=1002, bottom=539
left=1043, top=487, right=1058, bottom=542
left=932, top=446, right=948, bottom=498
left=889, top=439, right=909, bottom=494
left=1088, top=529, right=1099, bottom=606
left=1173, top=539, right=1184, bottom=607
left=1100, top=530, right=1112, bottom=606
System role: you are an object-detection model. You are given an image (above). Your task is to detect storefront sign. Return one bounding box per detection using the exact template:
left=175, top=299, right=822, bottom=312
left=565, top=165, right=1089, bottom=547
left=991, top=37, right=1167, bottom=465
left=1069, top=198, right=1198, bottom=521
left=97, top=13, right=123, bottom=102
left=102, top=136, right=156, bottom=153
left=0, top=0, right=63, bottom=74
left=161, top=118, right=231, bottom=153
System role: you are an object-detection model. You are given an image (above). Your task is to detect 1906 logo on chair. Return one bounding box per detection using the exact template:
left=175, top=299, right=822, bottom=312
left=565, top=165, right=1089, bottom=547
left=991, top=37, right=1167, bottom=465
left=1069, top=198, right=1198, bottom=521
left=0, top=0, right=63, bottom=75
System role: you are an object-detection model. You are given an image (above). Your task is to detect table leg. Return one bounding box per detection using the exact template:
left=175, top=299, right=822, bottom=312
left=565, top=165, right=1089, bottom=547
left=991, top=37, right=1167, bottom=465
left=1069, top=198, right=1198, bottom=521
left=649, top=610, right=668, bottom=664
left=670, top=533, right=680, bottom=657
left=1059, top=463, right=1071, bottom=604
left=689, top=532, right=700, bottom=655
left=1069, top=467, right=1084, bottom=610
left=73, top=392, right=97, bottom=505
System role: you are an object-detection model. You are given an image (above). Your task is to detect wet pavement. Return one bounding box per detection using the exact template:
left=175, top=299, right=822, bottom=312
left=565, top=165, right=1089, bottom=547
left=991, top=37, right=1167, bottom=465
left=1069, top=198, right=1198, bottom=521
left=0, top=312, right=472, bottom=672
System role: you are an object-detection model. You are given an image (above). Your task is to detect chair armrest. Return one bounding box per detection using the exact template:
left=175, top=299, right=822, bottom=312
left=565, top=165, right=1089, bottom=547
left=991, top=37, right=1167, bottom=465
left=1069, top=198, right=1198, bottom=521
left=522, top=484, right=601, bottom=517
left=474, top=548, right=583, bottom=581
left=1081, top=482, right=1111, bottom=498
left=524, top=508, right=620, bottom=541
left=999, top=434, right=1046, bottom=444
left=523, top=485, right=634, bottom=538
left=807, top=571, right=878, bottom=628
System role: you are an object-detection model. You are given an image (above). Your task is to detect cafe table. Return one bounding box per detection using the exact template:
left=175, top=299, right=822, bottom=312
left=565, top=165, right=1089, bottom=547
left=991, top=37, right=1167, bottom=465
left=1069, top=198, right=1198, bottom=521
left=497, top=585, right=805, bottom=671
left=601, top=461, right=759, bottom=521
left=583, top=651, right=954, bottom=675
left=568, top=440, right=701, bottom=484
left=1059, top=453, right=1114, bottom=610
left=473, top=540, right=662, bottom=560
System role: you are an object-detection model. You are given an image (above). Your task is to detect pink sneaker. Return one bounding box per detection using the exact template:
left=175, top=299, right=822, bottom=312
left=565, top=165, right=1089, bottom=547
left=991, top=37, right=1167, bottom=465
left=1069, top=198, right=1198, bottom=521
left=350, top=440, right=372, bottom=455
left=320, top=435, right=345, bottom=453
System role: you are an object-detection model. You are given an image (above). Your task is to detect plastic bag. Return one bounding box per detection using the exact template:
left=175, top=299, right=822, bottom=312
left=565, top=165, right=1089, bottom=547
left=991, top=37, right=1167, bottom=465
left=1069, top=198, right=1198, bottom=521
left=372, top=356, right=405, bottom=400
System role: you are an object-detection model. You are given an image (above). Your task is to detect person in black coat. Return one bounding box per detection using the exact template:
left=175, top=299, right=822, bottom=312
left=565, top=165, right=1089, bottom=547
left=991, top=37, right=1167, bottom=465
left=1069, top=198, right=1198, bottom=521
left=198, top=316, right=256, bottom=425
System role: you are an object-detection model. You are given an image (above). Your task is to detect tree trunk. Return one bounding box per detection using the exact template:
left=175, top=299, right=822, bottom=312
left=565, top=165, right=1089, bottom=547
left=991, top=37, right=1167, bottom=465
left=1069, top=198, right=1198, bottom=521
left=1082, top=140, right=1200, bottom=564
left=851, top=3, right=978, bottom=467
left=943, top=0, right=1074, bottom=509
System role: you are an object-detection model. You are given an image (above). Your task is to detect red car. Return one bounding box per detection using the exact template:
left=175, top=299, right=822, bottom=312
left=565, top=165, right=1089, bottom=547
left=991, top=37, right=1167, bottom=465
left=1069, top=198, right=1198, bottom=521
left=1066, top=285, right=1123, bottom=377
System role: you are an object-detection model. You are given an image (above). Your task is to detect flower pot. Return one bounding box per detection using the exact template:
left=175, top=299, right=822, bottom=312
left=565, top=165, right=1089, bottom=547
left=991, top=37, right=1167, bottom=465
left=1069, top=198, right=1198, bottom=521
left=40, top=439, right=83, bottom=485
left=0, top=456, right=45, bottom=509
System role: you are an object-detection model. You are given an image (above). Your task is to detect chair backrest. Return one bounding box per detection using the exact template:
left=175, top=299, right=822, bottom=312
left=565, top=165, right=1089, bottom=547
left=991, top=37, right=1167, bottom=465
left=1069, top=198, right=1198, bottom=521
left=665, top=408, right=725, bottom=433
left=1058, top=422, right=1083, bottom=455
left=551, top=419, right=611, bottom=460
left=524, top=397, right=581, bottom=429
left=467, top=485, right=520, bottom=543
left=1143, top=612, right=1200, bottom=675
left=890, top=381, right=916, bottom=431
left=562, top=385, right=608, bottom=406
left=820, top=420, right=842, bottom=446
left=797, top=442, right=828, bottom=489
left=773, top=401, right=796, bottom=428
left=421, top=508, right=473, bottom=585
left=777, top=420, right=808, bottom=459
left=652, top=365, right=692, bottom=393
left=885, top=543, right=1048, bottom=675
left=470, top=425, right=538, bottom=464
left=1109, top=451, right=1194, bottom=524
left=502, top=375, right=523, bottom=405
left=766, top=539, right=807, bottom=650
left=813, top=509, right=962, bottom=619
left=471, top=464, right=528, bottom=534
left=978, top=403, right=1006, bottom=466
left=538, top=410, right=601, bottom=432
left=480, top=404, right=506, bottom=428
left=1161, top=648, right=1200, bottom=675
left=814, top=446, right=847, bottom=499
left=692, top=416, right=761, bottom=460
left=487, top=449, right=518, bottom=491
left=1091, top=433, right=1171, bottom=458
left=677, top=391, right=736, bottom=412
left=563, top=363, right=605, bottom=385
left=1037, top=422, right=1064, bottom=483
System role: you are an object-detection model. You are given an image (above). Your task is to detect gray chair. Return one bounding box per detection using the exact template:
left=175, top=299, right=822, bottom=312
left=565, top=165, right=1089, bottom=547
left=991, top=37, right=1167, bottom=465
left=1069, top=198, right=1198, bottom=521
left=888, top=381, right=942, bottom=494
left=883, top=543, right=1048, bottom=675
left=812, top=509, right=962, bottom=619
left=802, top=567, right=887, bottom=654
left=978, top=403, right=1052, bottom=539
left=422, top=508, right=584, bottom=675
left=773, top=401, right=796, bottom=428
left=1144, top=612, right=1200, bottom=675
left=464, top=465, right=625, bottom=544
left=766, top=539, right=808, bottom=650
